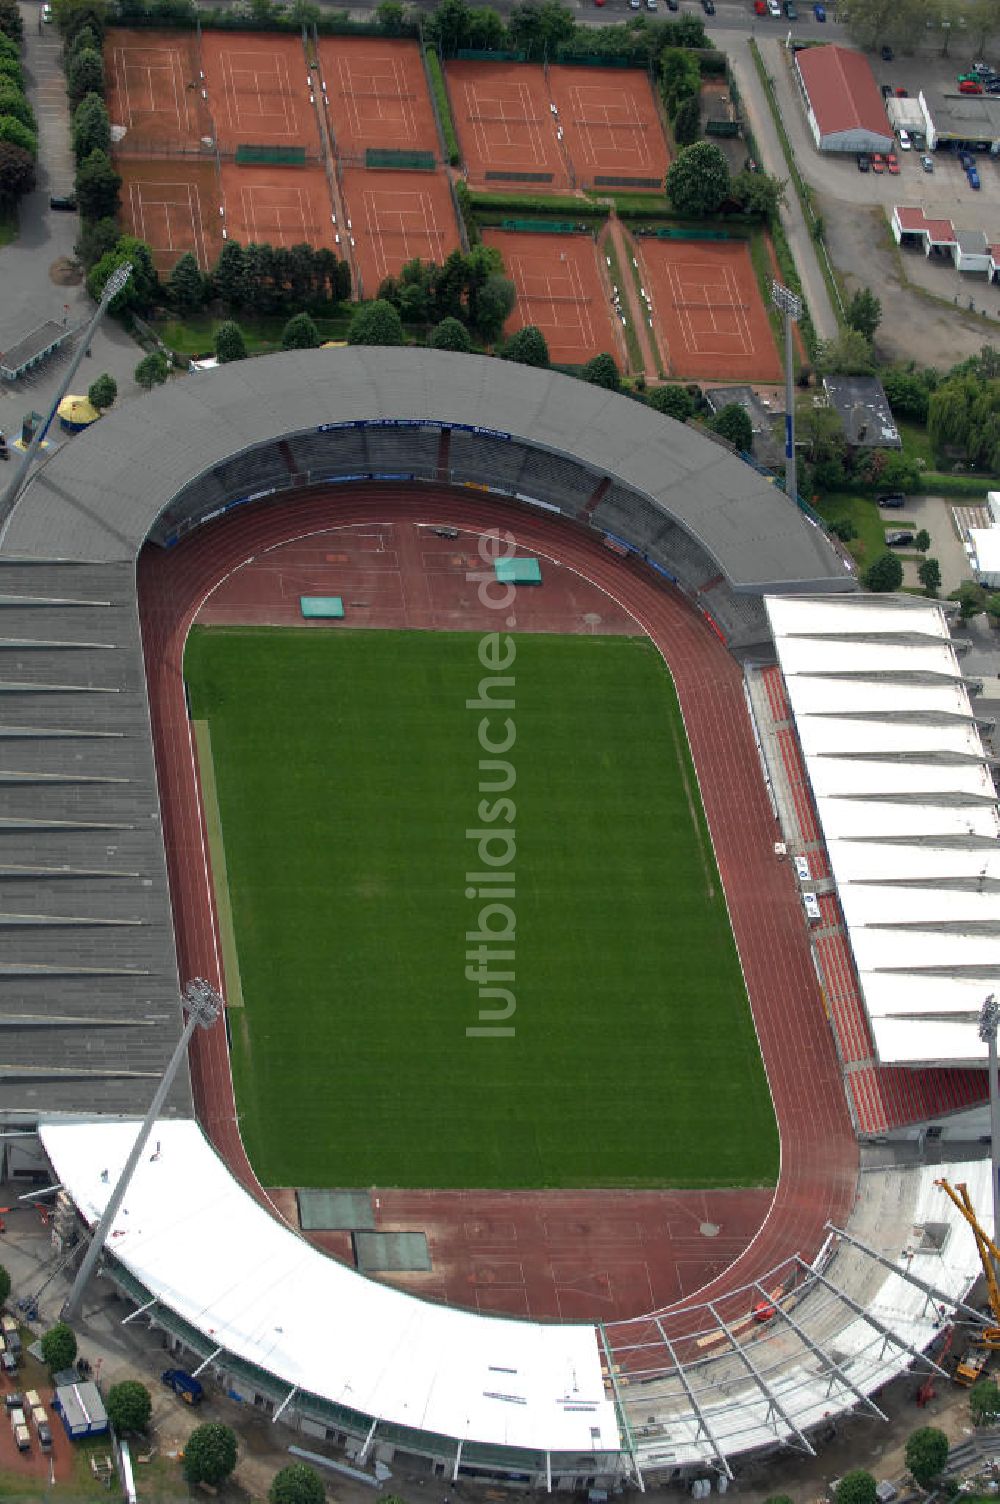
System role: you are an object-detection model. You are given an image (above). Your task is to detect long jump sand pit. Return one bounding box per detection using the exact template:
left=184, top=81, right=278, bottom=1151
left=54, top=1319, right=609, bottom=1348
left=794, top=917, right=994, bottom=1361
left=105, top=27, right=213, bottom=150
left=118, top=157, right=223, bottom=273
left=639, top=237, right=783, bottom=382
left=547, top=65, right=668, bottom=189
left=341, top=167, right=461, bottom=295
left=483, top=229, right=622, bottom=367
left=316, top=36, right=439, bottom=159
left=445, top=60, right=567, bottom=189
left=201, top=31, right=321, bottom=156
left=220, top=163, right=337, bottom=251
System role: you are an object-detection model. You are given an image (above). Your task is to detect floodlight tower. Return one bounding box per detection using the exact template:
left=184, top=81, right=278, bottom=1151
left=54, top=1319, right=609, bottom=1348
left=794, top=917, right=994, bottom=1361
left=0, top=261, right=133, bottom=524
left=981, top=992, right=1000, bottom=1245
left=61, top=978, right=222, bottom=1322
left=772, top=280, right=802, bottom=507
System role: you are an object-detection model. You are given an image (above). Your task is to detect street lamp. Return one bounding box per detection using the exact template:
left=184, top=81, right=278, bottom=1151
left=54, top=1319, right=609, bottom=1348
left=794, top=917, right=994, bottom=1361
left=0, top=261, right=133, bottom=525
left=61, top=978, right=222, bottom=1322
left=980, top=992, right=1000, bottom=1245
left=772, top=280, right=802, bottom=508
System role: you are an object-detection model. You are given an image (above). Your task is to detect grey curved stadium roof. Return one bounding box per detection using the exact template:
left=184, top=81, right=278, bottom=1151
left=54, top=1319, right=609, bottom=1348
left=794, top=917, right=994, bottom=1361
left=3, top=347, right=848, bottom=592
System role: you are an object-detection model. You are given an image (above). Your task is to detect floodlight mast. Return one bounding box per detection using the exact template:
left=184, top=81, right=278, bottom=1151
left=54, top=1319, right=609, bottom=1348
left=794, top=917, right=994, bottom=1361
left=0, top=262, right=133, bottom=525
left=980, top=992, right=1000, bottom=1245
left=771, top=280, right=802, bottom=509
left=61, top=979, right=222, bottom=1323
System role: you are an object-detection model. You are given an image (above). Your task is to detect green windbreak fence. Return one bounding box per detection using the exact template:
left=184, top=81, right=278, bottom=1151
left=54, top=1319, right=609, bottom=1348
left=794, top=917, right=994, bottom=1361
left=501, top=218, right=582, bottom=233
left=235, top=144, right=307, bottom=165
left=454, top=47, right=527, bottom=60
left=655, top=226, right=731, bottom=239
left=555, top=51, right=647, bottom=66
left=485, top=169, right=554, bottom=183
left=365, top=147, right=436, bottom=169
left=593, top=175, right=662, bottom=188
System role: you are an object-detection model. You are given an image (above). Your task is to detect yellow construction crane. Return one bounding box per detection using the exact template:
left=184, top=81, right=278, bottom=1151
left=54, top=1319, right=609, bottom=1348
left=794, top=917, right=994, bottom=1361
left=937, top=1178, right=1000, bottom=1383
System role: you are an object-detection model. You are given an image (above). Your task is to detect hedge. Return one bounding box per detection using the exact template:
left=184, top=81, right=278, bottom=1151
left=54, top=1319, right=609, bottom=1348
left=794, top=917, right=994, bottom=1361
left=425, top=46, right=459, bottom=167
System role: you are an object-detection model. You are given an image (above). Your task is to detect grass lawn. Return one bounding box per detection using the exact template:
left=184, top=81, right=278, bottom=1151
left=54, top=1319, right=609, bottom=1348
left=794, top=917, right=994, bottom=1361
left=814, top=491, right=895, bottom=567
left=154, top=311, right=352, bottom=359
left=185, top=628, right=777, bottom=1192
left=0, top=206, right=16, bottom=247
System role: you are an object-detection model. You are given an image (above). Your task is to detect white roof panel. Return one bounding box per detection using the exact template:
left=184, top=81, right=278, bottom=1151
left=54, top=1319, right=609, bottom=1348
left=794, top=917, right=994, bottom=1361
left=765, top=594, right=998, bottom=1065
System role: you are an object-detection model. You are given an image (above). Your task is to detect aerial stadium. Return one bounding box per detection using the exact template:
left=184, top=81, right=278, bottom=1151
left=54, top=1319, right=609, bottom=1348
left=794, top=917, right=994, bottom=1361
left=2, top=347, right=999, bottom=1491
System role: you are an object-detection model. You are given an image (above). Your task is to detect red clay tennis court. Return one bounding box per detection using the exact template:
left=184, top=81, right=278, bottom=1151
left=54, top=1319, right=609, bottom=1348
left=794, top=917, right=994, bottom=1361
left=104, top=27, right=212, bottom=149
left=220, top=163, right=338, bottom=252
left=201, top=31, right=320, bottom=156
left=316, top=36, right=438, bottom=159
left=639, top=238, right=783, bottom=382
left=445, top=60, right=568, bottom=189
left=483, top=229, right=621, bottom=367
left=548, top=65, right=668, bottom=189
left=341, top=167, right=460, bottom=295
left=118, top=157, right=223, bottom=272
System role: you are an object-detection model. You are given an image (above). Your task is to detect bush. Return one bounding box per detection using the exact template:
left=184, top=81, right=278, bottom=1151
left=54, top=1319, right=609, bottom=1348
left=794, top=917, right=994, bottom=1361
left=183, top=1423, right=238, bottom=1487
left=214, top=319, right=247, bottom=363
left=971, top=1377, right=1000, bottom=1423
left=905, top=1426, right=949, bottom=1488
left=710, top=401, right=753, bottom=452
left=503, top=324, right=549, bottom=367
left=87, top=372, right=116, bottom=409
left=281, top=311, right=321, bottom=350
left=106, top=1380, right=151, bottom=1433
left=835, top=1472, right=878, bottom=1504
left=583, top=352, right=620, bottom=391
left=827, top=517, right=857, bottom=541
left=647, top=383, right=695, bottom=421
left=41, top=1322, right=77, bottom=1372
left=270, top=1462, right=326, bottom=1504
left=429, top=315, right=471, bottom=352
left=347, top=298, right=405, bottom=347
left=863, top=552, right=903, bottom=593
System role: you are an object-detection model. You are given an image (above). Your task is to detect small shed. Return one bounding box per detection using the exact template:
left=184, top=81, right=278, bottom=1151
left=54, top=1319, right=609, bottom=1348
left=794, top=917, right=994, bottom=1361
left=53, top=1381, right=108, bottom=1440
left=955, top=229, right=991, bottom=274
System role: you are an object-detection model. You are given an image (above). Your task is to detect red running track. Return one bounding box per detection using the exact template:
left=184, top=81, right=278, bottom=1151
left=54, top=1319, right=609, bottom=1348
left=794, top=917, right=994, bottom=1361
left=138, top=485, right=858, bottom=1330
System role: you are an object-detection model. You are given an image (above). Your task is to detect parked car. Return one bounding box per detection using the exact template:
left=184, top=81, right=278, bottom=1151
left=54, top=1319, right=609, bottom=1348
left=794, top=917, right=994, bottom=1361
left=880, top=82, right=892, bottom=98
left=894, top=85, right=908, bottom=95
left=987, top=80, right=1000, bottom=93
left=886, top=151, right=900, bottom=173
left=784, top=0, right=798, bottom=15
left=886, top=530, right=914, bottom=546
left=880, top=44, right=893, bottom=59
left=49, top=194, right=77, bottom=211
left=960, top=79, right=984, bottom=93
left=646, top=1, right=658, bottom=12
left=969, top=166, right=982, bottom=188
left=857, top=151, right=871, bottom=171
left=813, top=3, right=826, bottom=18
left=767, top=0, right=781, bottom=16
left=871, top=152, right=885, bottom=172
left=912, top=130, right=926, bottom=148
left=41, top=4, right=52, bottom=20
left=701, top=0, right=715, bottom=13
left=920, top=153, right=934, bottom=171
left=898, top=128, right=912, bottom=149
left=877, top=492, right=906, bottom=508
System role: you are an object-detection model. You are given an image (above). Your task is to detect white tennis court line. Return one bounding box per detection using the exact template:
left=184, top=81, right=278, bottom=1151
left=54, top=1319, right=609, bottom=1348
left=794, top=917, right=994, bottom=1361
left=567, top=84, right=650, bottom=169
left=662, top=259, right=755, bottom=357
left=113, top=45, right=188, bottom=131
left=220, top=49, right=298, bottom=137
left=462, top=78, right=551, bottom=170
left=509, top=250, right=597, bottom=353
left=127, top=179, right=208, bottom=266
left=360, top=187, right=450, bottom=284
left=337, top=53, right=419, bottom=147
left=238, top=182, right=312, bottom=244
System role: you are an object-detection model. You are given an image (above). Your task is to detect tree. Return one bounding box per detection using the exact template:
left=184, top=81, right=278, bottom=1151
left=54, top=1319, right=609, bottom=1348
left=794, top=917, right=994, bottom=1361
left=863, top=552, right=903, bottom=593
left=918, top=556, right=941, bottom=596
left=212, top=241, right=245, bottom=307
left=905, top=1426, right=949, bottom=1488
left=281, top=311, right=321, bottom=350
left=881, top=364, right=936, bottom=423
left=134, top=351, right=170, bottom=390
left=951, top=579, right=988, bottom=619
left=106, top=1380, right=152, bottom=1434
left=671, top=14, right=708, bottom=46
left=815, top=326, right=875, bottom=376
left=270, top=1462, right=326, bottom=1504
left=72, top=91, right=110, bottom=161
left=473, top=274, right=516, bottom=342
left=0, top=140, right=34, bottom=206
left=87, top=373, right=116, bottom=409
left=67, top=46, right=104, bottom=106
left=215, top=320, right=247, bottom=363
left=763, top=1498, right=794, bottom=1504
left=168, top=251, right=205, bottom=312
left=41, top=1322, right=77, bottom=1372
left=347, top=299, right=405, bottom=347
left=0, top=116, right=36, bottom=155
left=0, top=1266, right=10, bottom=1305
left=672, top=94, right=700, bottom=146
left=52, top=0, right=111, bottom=42
left=75, top=214, right=118, bottom=269
left=648, top=383, right=695, bottom=421
left=583, top=352, right=620, bottom=391
left=846, top=287, right=882, bottom=341
left=75, top=147, right=120, bottom=220
left=182, top=1423, right=238, bottom=1487
left=972, top=1377, right=1000, bottom=1423
left=710, top=402, right=753, bottom=452
left=0, top=85, right=35, bottom=131
left=666, top=141, right=730, bottom=217
left=87, top=236, right=157, bottom=313
left=507, top=0, right=575, bottom=60
left=660, top=47, right=700, bottom=113
left=914, top=528, right=930, bottom=553
left=503, top=324, right=549, bottom=367
left=835, top=1471, right=878, bottom=1504
left=0, top=0, right=22, bottom=44
left=430, top=316, right=472, bottom=352
left=731, top=169, right=786, bottom=218
left=375, top=0, right=406, bottom=31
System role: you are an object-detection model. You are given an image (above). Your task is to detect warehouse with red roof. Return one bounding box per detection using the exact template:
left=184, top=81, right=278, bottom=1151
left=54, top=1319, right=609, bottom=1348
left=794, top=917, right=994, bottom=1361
left=794, top=44, right=893, bottom=152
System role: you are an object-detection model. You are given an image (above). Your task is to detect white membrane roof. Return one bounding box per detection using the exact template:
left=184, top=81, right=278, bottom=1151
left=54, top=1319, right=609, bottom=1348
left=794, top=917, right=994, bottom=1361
left=766, top=594, right=999, bottom=1065
left=39, top=1121, right=619, bottom=1456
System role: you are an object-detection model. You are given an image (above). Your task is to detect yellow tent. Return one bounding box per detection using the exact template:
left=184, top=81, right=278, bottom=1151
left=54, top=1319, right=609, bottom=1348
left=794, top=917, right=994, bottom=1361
left=57, top=395, right=100, bottom=432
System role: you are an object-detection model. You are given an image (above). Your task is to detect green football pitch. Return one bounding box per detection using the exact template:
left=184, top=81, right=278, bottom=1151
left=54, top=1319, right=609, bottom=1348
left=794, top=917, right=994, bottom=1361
left=185, top=627, right=777, bottom=1191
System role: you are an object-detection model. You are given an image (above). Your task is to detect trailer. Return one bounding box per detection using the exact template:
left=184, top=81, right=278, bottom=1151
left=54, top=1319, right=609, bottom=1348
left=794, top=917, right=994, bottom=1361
left=53, top=1381, right=108, bottom=1439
